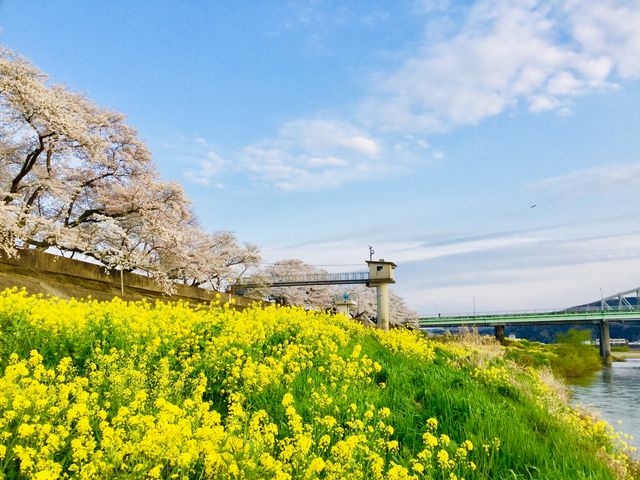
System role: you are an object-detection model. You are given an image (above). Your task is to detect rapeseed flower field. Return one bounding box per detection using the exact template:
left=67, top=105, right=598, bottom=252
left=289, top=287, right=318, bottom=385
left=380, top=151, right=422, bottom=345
left=0, top=288, right=637, bottom=479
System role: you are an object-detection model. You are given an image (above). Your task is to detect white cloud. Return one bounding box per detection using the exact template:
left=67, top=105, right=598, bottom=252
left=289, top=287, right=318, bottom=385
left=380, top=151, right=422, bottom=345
left=181, top=141, right=226, bottom=187
left=240, top=118, right=422, bottom=190
left=278, top=119, right=381, bottom=156
left=361, top=0, right=640, bottom=132
left=401, top=227, right=640, bottom=313
left=431, top=150, right=445, bottom=162
left=262, top=233, right=549, bottom=272
left=531, top=162, right=640, bottom=197
left=182, top=1, right=640, bottom=191
left=569, top=0, right=640, bottom=79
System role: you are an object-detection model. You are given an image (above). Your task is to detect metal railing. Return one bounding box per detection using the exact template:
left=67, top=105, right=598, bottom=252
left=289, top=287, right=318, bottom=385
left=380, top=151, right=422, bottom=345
left=235, top=271, right=370, bottom=288
left=421, top=304, right=640, bottom=319
left=419, top=306, right=640, bottom=326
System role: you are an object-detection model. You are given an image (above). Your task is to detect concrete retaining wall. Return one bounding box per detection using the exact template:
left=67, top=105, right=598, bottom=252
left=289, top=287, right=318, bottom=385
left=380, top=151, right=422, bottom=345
left=0, top=249, right=257, bottom=308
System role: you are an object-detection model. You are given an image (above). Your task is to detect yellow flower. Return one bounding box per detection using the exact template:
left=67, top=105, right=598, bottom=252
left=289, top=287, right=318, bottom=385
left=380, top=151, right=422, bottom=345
left=319, top=434, right=331, bottom=450
left=17, top=423, right=36, bottom=438
left=437, top=449, right=450, bottom=469
left=306, top=457, right=325, bottom=474
left=282, top=393, right=294, bottom=407
left=423, top=432, right=438, bottom=448
left=147, top=464, right=164, bottom=478
left=426, top=417, right=438, bottom=431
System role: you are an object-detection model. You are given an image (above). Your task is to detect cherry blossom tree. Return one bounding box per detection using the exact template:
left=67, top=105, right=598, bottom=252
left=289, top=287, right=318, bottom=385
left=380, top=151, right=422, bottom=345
left=260, top=259, right=336, bottom=310
left=163, top=227, right=261, bottom=291
left=0, top=46, right=260, bottom=290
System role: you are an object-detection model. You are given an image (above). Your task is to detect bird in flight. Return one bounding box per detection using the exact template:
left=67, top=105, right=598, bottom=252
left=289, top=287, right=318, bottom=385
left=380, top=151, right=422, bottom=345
left=530, top=204, right=537, bottom=208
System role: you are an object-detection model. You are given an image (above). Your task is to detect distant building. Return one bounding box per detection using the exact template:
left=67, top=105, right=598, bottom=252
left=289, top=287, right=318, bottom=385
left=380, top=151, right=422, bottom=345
left=585, top=338, right=628, bottom=346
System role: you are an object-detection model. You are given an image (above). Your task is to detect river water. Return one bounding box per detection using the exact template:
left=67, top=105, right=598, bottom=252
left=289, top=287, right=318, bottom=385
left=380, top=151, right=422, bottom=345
left=570, top=358, right=640, bottom=453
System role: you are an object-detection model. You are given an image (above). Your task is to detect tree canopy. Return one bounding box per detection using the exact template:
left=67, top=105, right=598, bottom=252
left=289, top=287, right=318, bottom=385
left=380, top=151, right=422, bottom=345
left=0, top=46, right=259, bottom=291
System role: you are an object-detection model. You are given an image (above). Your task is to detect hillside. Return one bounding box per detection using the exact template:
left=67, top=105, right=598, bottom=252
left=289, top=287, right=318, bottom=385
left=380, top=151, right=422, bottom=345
left=0, top=289, right=637, bottom=479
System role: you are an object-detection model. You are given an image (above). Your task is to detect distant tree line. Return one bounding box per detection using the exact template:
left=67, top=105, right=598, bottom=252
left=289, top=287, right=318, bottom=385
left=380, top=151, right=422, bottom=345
left=503, top=324, right=640, bottom=343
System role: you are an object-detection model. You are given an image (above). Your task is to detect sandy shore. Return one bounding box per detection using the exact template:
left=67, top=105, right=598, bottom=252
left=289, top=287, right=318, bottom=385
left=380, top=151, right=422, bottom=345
left=612, top=350, right=640, bottom=360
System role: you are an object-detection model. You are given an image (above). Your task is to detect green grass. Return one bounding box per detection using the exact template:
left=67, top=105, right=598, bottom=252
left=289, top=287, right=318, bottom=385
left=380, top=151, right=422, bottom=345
left=612, top=345, right=630, bottom=353
left=359, top=339, right=618, bottom=479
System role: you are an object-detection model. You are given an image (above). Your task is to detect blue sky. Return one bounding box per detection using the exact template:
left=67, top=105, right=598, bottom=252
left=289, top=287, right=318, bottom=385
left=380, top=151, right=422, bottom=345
left=2, top=0, right=640, bottom=313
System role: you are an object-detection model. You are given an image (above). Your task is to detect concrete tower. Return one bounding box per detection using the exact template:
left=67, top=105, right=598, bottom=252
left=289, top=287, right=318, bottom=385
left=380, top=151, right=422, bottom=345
left=366, top=259, right=397, bottom=331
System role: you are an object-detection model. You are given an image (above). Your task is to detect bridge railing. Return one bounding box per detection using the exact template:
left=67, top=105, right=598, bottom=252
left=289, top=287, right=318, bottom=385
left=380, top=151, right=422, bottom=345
left=236, top=271, right=369, bottom=287
left=419, top=306, right=640, bottom=322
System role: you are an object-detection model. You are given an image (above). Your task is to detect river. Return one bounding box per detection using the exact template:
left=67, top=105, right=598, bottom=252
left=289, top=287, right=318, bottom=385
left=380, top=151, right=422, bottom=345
left=570, top=358, right=640, bottom=453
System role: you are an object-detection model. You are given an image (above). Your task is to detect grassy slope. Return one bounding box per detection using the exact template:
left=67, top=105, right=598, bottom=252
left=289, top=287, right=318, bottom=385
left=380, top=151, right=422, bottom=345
left=359, top=338, right=618, bottom=479
left=0, top=290, right=637, bottom=479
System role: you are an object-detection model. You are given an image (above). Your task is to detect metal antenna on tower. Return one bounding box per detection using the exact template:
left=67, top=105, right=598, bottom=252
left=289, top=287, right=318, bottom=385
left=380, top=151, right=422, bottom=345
left=368, top=245, right=375, bottom=261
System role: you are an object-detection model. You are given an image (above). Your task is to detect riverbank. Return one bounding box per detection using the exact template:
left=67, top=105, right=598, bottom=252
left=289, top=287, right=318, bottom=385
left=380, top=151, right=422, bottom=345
left=613, top=350, right=640, bottom=360
left=571, top=359, right=640, bottom=455
left=504, top=332, right=602, bottom=379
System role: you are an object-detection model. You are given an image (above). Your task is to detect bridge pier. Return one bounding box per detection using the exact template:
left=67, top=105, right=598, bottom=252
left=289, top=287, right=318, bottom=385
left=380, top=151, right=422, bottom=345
left=599, top=319, right=612, bottom=365
left=495, top=325, right=506, bottom=345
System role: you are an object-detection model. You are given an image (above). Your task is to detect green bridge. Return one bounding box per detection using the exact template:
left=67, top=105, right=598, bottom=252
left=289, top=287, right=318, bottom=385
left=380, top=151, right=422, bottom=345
left=419, top=309, right=640, bottom=328
left=420, top=309, right=640, bottom=365
left=419, top=286, right=640, bottom=365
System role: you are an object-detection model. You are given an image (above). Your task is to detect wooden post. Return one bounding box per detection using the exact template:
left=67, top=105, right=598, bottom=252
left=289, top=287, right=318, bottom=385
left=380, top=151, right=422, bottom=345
left=495, top=325, right=506, bottom=345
